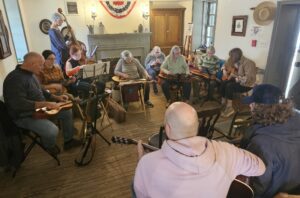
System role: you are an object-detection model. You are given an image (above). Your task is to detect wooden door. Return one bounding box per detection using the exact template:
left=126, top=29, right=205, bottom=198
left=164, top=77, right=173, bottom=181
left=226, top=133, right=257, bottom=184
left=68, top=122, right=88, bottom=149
left=150, top=8, right=185, bottom=55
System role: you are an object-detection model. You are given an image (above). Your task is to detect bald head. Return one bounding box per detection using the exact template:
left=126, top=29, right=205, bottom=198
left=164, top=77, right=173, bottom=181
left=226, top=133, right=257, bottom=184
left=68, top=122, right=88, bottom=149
left=22, top=52, right=44, bottom=74
left=164, top=102, right=199, bottom=140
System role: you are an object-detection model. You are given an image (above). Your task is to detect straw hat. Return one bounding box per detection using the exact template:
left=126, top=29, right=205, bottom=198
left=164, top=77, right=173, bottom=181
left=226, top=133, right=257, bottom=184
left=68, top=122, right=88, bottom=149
left=253, top=1, right=276, bottom=26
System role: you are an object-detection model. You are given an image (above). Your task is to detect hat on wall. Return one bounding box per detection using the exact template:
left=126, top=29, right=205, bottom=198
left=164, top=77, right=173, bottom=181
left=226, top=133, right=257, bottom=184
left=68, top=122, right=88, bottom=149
left=253, top=1, right=276, bottom=26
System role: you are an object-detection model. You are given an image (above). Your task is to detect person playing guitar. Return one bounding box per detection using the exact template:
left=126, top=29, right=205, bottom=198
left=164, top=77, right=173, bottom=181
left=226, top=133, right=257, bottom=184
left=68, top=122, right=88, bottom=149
left=3, top=52, right=81, bottom=155
left=133, top=102, right=265, bottom=198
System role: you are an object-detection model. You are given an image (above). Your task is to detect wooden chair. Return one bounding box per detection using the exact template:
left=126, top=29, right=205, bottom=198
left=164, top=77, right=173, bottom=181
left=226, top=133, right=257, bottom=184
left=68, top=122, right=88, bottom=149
left=197, top=107, right=222, bottom=138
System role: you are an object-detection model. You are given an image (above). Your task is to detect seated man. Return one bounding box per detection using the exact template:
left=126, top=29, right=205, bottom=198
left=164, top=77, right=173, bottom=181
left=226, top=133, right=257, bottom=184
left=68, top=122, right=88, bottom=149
left=3, top=52, right=81, bottom=154
left=220, top=48, right=256, bottom=117
left=114, top=50, right=153, bottom=108
left=134, top=102, right=265, bottom=197
left=145, top=46, right=165, bottom=94
left=192, top=46, right=219, bottom=101
left=160, top=45, right=191, bottom=107
left=241, top=84, right=300, bottom=197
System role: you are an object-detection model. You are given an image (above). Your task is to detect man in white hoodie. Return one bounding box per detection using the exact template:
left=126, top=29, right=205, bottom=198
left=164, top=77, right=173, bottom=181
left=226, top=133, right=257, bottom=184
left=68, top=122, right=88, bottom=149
left=134, top=102, right=265, bottom=198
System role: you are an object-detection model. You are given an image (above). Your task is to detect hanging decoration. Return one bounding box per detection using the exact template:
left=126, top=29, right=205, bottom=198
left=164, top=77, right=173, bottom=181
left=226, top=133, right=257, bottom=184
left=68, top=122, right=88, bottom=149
left=99, top=1, right=136, bottom=19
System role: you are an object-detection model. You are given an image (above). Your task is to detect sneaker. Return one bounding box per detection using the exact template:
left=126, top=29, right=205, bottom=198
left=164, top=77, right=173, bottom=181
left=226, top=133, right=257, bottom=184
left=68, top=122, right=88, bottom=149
left=46, top=145, right=61, bottom=155
left=145, top=101, right=154, bottom=108
left=64, top=139, right=82, bottom=150
left=221, top=106, right=235, bottom=117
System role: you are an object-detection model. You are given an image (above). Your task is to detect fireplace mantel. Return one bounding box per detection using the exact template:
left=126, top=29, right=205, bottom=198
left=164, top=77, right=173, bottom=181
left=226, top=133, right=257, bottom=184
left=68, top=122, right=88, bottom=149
left=87, top=33, right=151, bottom=64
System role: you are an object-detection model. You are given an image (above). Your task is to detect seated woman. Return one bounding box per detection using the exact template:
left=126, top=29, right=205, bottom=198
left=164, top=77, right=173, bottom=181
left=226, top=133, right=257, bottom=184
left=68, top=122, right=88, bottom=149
left=38, top=50, right=75, bottom=95
left=65, top=45, right=105, bottom=98
left=160, top=45, right=191, bottom=107
left=145, top=46, right=165, bottom=94
left=114, top=50, right=153, bottom=108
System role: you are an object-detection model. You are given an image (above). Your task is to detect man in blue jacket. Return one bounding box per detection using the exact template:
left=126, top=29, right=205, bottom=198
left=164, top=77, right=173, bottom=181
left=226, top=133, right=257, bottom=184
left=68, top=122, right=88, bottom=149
left=241, top=84, right=300, bottom=197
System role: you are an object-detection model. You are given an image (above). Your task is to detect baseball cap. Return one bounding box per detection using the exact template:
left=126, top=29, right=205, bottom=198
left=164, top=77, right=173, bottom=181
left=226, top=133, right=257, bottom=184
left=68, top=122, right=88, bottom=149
left=242, top=84, right=283, bottom=105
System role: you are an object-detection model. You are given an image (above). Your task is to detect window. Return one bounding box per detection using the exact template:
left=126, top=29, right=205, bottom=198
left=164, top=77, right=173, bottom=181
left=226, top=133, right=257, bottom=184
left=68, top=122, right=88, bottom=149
left=3, top=0, right=28, bottom=62
left=202, top=0, right=217, bottom=47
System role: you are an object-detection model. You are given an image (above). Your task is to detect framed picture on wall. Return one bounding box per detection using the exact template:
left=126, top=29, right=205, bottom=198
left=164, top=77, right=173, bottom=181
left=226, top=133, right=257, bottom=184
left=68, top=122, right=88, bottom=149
left=231, top=15, right=248, bottom=36
left=0, top=10, right=11, bottom=59
left=65, top=1, right=79, bottom=15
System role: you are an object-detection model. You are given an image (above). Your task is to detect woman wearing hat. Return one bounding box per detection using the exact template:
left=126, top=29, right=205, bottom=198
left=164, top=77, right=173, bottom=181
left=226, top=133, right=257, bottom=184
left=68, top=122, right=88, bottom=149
left=241, top=84, right=300, bottom=197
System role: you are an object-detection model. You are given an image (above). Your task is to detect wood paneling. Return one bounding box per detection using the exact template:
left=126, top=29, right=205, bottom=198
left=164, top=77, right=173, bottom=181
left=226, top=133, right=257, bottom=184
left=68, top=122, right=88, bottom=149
left=150, top=9, right=185, bottom=55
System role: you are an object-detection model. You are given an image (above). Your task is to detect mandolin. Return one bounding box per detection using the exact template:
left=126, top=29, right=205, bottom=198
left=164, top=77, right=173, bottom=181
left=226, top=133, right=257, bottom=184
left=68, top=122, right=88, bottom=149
left=33, top=101, right=73, bottom=119
left=111, top=136, right=159, bottom=151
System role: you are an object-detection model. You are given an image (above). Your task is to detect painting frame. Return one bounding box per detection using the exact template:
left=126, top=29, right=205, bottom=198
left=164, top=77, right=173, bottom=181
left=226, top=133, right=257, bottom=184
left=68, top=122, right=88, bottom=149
left=0, top=10, right=11, bottom=59
left=65, top=1, right=79, bottom=15
left=231, top=15, right=248, bottom=37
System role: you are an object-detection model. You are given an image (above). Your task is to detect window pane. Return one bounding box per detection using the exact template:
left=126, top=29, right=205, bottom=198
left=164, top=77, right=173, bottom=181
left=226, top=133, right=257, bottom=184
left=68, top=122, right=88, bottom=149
left=4, top=0, right=28, bottom=62
left=209, top=15, right=215, bottom=26
left=206, top=37, right=212, bottom=47
left=207, top=26, right=214, bottom=37
left=210, top=3, right=216, bottom=15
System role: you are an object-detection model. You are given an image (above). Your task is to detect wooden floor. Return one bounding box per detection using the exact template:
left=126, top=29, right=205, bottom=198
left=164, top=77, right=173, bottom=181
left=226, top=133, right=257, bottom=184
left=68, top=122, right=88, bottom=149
left=0, top=88, right=224, bottom=198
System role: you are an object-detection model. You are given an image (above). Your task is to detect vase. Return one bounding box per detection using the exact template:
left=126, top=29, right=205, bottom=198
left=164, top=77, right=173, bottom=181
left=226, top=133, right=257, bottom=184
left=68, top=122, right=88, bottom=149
left=138, top=24, right=143, bottom=33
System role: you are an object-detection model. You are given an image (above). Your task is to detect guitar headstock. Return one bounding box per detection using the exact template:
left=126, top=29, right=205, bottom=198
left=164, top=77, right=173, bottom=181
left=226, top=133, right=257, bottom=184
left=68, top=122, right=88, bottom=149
left=58, top=8, right=63, bottom=14
left=111, top=136, right=136, bottom=145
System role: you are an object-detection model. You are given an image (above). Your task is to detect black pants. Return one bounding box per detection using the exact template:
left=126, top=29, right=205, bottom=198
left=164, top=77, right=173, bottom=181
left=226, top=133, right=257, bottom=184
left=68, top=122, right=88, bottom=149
left=68, top=79, right=105, bottom=98
left=220, top=79, right=252, bottom=100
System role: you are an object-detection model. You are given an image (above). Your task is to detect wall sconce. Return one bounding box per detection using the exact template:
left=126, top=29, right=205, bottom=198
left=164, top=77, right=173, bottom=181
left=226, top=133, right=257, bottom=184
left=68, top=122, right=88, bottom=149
left=143, top=11, right=150, bottom=20
left=142, top=4, right=149, bottom=20
left=91, top=6, right=97, bottom=21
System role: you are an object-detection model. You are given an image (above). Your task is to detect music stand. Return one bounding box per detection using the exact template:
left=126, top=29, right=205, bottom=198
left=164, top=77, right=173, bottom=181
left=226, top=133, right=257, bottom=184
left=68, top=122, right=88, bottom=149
left=82, top=62, right=110, bottom=80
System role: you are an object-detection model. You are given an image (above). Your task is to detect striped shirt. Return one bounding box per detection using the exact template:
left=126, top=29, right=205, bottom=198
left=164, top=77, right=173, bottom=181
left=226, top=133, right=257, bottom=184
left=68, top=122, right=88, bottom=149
left=199, top=54, right=219, bottom=74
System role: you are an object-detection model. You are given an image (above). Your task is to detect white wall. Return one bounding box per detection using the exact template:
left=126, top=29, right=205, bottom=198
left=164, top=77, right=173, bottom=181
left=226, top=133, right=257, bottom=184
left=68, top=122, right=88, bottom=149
left=19, top=0, right=150, bottom=54
left=214, top=0, right=277, bottom=69
left=0, top=1, right=18, bottom=97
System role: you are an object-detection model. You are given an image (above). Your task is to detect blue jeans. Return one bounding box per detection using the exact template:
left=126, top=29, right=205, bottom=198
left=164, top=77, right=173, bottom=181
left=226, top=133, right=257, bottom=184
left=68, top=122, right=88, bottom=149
left=161, top=80, right=191, bottom=101
left=15, top=109, right=74, bottom=148
left=147, top=67, right=159, bottom=92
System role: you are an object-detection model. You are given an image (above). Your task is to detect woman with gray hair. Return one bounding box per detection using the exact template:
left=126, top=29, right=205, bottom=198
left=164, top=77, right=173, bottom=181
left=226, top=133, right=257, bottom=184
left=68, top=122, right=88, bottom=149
left=160, top=45, right=191, bottom=107
left=114, top=50, right=154, bottom=108
left=145, top=46, right=165, bottom=94
left=48, top=12, right=69, bottom=70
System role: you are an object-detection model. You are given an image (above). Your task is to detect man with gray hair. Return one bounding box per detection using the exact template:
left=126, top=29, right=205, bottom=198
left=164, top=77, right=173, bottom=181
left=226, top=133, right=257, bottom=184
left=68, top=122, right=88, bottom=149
left=48, top=12, right=69, bottom=69
left=134, top=102, right=266, bottom=197
left=3, top=52, right=81, bottom=155
left=114, top=50, right=154, bottom=108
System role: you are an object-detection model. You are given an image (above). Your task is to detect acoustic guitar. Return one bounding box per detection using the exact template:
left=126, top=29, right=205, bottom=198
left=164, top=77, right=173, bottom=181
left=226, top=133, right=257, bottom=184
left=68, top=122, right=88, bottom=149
left=112, top=135, right=254, bottom=198
left=33, top=101, right=73, bottom=119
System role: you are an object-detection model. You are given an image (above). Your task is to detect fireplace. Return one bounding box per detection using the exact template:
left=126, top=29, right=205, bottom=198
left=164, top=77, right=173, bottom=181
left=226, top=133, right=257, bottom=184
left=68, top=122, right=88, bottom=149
left=87, top=33, right=151, bottom=66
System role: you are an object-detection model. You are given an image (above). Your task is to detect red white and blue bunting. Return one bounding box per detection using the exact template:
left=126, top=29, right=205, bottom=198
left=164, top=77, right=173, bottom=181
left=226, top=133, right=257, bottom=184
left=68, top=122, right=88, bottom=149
left=99, top=0, right=137, bottom=19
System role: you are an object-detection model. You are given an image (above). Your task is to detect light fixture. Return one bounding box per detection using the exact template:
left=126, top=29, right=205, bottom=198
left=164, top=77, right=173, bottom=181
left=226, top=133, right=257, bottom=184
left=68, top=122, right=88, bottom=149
left=141, top=4, right=149, bottom=20
left=91, top=6, right=97, bottom=21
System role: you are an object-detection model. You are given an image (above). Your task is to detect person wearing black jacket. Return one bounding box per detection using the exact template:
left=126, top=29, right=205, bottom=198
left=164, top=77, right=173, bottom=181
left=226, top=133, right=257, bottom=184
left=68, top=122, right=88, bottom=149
left=241, top=84, right=300, bottom=197
left=3, top=52, right=80, bottom=154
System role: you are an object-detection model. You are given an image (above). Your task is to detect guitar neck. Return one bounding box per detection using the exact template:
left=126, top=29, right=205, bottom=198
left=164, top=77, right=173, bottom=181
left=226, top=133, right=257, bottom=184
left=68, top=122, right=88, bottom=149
left=130, top=139, right=159, bottom=151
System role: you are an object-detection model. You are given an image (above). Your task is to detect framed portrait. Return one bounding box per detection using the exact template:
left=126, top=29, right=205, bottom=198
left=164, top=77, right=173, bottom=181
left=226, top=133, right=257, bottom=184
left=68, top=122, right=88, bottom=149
left=65, top=1, right=79, bottom=15
left=231, top=15, right=248, bottom=37
left=0, top=10, right=11, bottom=59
